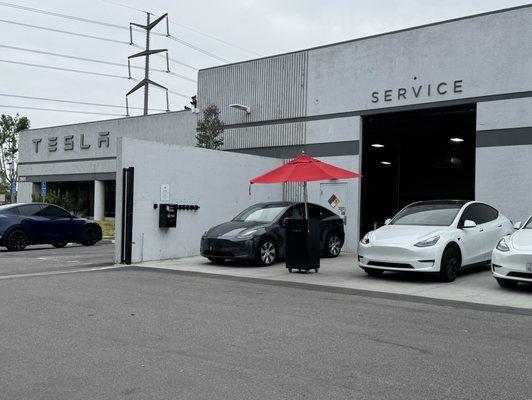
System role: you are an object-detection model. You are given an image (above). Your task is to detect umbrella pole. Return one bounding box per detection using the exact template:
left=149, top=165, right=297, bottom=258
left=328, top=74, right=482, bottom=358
left=303, top=181, right=309, bottom=219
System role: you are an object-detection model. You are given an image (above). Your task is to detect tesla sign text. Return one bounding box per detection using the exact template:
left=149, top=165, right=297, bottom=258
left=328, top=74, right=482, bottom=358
left=32, top=131, right=110, bottom=153
left=371, top=80, right=463, bottom=103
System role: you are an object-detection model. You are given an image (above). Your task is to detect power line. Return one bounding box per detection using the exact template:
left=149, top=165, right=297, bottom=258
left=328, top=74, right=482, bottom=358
left=0, top=93, right=167, bottom=112
left=99, top=0, right=147, bottom=14
left=0, top=1, right=231, bottom=63
left=0, top=18, right=129, bottom=45
left=99, top=0, right=261, bottom=57
left=0, top=59, right=132, bottom=80
left=159, top=33, right=231, bottom=63
left=0, top=18, right=199, bottom=71
left=0, top=59, right=193, bottom=98
left=0, top=44, right=197, bottom=83
left=0, top=104, right=126, bottom=117
left=0, top=1, right=128, bottom=30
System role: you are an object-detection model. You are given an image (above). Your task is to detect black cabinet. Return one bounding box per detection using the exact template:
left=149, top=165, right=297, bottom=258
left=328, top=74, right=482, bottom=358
left=285, top=219, right=320, bottom=272
left=159, top=204, right=177, bottom=228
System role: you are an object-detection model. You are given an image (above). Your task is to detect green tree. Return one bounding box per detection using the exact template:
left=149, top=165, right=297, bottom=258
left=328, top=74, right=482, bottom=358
left=196, top=104, right=224, bottom=150
left=0, top=113, right=30, bottom=196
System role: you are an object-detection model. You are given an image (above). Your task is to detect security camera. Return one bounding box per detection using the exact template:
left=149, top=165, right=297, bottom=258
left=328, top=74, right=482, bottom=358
left=229, top=104, right=251, bottom=114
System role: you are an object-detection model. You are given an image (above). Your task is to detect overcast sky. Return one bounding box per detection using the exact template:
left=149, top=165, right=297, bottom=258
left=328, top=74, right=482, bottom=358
left=0, top=0, right=529, bottom=129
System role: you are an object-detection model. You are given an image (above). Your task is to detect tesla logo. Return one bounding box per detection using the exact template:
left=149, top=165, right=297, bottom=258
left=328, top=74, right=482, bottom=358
left=371, top=80, right=463, bottom=103
left=32, top=132, right=110, bottom=153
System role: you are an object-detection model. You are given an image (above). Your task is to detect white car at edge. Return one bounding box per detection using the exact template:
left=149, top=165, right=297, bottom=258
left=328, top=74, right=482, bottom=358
left=358, top=200, right=514, bottom=282
left=492, top=215, right=532, bottom=288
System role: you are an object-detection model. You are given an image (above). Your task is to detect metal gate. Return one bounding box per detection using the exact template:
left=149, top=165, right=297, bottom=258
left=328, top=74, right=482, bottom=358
left=120, top=167, right=134, bottom=264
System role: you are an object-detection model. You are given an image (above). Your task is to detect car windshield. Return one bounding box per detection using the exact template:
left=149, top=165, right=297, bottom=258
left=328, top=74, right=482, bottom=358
left=233, top=204, right=287, bottom=223
left=524, top=218, right=532, bottom=229
left=391, top=203, right=462, bottom=226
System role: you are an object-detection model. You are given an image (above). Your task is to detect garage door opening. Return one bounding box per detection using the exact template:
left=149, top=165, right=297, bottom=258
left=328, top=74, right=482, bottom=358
left=360, top=104, right=476, bottom=235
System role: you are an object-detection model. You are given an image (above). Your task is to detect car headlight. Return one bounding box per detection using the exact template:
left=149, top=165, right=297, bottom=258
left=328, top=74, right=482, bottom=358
left=237, top=229, right=257, bottom=238
left=360, top=233, right=371, bottom=245
left=496, top=237, right=510, bottom=252
left=414, top=235, right=440, bottom=247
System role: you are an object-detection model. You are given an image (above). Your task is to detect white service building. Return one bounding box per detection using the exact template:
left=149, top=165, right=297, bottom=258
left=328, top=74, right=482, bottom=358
left=17, top=5, right=532, bottom=259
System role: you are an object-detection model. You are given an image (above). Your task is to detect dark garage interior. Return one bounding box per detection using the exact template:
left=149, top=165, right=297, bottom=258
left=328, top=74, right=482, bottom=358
left=360, top=104, right=476, bottom=235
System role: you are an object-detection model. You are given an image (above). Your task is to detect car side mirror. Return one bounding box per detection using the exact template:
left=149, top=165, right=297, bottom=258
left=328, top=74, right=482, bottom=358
left=384, top=218, right=392, bottom=225
left=280, top=218, right=287, bottom=227
left=513, top=221, right=522, bottom=230
left=462, top=219, right=476, bottom=229
left=70, top=213, right=74, bottom=220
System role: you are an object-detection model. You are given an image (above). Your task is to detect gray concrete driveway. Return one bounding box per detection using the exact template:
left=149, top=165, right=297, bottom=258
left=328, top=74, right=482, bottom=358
left=0, top=267, right=531, bottom=400
left=138, top=254, right=532, bottom=311
left=0, top=241, right=115, bottom=277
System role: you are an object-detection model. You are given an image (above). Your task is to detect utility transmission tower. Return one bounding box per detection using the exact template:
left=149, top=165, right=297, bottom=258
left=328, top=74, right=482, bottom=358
left=126, top=12, right=170, bottom=116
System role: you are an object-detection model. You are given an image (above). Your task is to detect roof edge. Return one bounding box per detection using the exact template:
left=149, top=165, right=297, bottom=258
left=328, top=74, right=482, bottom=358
left=24, top=109, right=194, bottom=133
left=200, top=3, right=532, bottom=72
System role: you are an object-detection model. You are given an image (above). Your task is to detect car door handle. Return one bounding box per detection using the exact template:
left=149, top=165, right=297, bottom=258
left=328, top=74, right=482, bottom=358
left=497, top=224, right=502, bottom=228
left=479, top=229, right=484, bottom=232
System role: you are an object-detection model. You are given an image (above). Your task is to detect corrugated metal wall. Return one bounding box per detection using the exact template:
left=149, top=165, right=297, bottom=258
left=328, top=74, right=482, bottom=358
left=198, top=51, right=309, bottom=202
left=198, top=51, right=308, bottom=126
left=283, top=181, right=304, bottom=202
left=221, top=122, right=305, bottom=150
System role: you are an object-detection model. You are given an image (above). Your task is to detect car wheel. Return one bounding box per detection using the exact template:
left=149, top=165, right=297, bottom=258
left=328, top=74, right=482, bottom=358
left=256, top=238, right=277, bottom=266
left=6, top=229, right=29, bottom=251
left=496, top=278, right=518, bottom=289
left=80, top=226, right=100, bottom=246
left=439, top=247, right=461, bottom=282
left=324, top=233, right=342, bottom=257
left=52, top=242, right=67, bottom=248
left=362, top=267, right=383, bottom=277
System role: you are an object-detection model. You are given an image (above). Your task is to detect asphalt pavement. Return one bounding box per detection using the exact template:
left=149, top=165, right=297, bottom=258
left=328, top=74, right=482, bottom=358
left=0, top=241, right=114, bottom=276
left=0, top=266, right=530, bottom=400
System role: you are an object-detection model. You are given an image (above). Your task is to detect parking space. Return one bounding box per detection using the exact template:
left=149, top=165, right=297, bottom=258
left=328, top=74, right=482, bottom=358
left=137, top=254, right=532, bottom=310
left=0, top=240, right=115, bottom=277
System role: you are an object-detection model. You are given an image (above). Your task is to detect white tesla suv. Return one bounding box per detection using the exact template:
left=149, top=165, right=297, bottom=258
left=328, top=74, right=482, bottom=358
left=492, top=216, right=532, bottom=288
left=358, top=200, right=514, bottom=282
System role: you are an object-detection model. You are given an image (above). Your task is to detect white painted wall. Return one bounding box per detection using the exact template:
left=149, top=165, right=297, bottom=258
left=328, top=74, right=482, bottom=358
left=17, top=181, right=33, bottom=203
left=305, top=155, right=361, bottom=252
left=475, top=97, right=532, bottom=223
left=476, top=145, right=532, bottom=224
left=115, top=138, right=283, bottom=263
left=306, top=7, right=532, bottom=116
left=306, top=116, right=360, bottom=144
left=18, top=111, right=197, bottom=181
left=476, top=97, right=532, bottom=131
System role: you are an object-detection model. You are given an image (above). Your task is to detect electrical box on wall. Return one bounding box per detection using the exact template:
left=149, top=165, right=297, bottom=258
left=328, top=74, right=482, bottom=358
left=159, top=204, right=177, bottom=228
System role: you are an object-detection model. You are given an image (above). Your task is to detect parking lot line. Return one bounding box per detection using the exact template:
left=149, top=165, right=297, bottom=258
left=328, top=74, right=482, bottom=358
left=0, top=264, right=120, bottom=280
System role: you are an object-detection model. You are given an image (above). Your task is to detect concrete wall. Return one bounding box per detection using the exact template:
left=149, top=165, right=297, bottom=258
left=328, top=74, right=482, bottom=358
left=199, top=7, right=532, bottom=125
left=18, top=111, right=197, bottom=183
left=115, top=138, right=283, bottom=263
left=305, top=7, right=531, bottom=116
left=475, top=97, right=532, bottom=223
left=197, top=6, right=532, bottom=245
left=475, top=145, right=532, bottom=224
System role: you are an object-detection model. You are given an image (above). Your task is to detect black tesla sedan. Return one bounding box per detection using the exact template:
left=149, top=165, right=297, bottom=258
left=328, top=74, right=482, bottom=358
left=200, top=202, right=345, bottom=266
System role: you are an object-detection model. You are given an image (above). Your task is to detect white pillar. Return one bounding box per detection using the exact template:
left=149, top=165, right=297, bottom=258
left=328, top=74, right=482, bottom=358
left=94, top=180, right=105, bottom=220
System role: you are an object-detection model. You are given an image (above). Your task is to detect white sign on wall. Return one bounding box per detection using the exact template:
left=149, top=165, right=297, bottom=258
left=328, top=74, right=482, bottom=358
left=160, top=184, right=170, bottom=202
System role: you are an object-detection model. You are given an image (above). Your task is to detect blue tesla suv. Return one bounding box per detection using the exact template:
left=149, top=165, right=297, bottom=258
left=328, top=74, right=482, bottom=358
left=0, top=203, right=102, bottom=251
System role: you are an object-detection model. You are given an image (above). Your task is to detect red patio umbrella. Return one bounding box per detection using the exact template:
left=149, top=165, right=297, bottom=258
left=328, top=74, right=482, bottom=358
left=250, top=153, right=361, bottom=218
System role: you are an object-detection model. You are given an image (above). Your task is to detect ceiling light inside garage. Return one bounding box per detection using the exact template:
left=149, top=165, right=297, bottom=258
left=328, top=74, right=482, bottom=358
left=381, top=161, right=391, bottom=165
left=450, top=137, right=464, bottom=142
left=371, top=143, right=385, bottom=148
